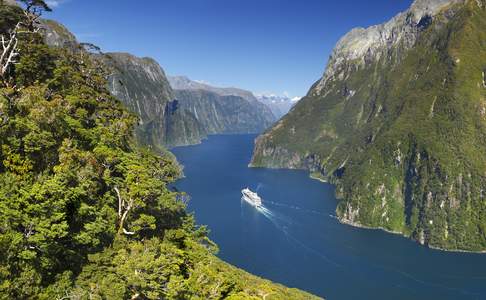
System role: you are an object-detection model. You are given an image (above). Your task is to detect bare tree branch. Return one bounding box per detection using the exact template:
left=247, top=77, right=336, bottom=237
left=114, top=187, right=136, bottom=235
left=114, top=186, right=123, bottom=218
left=20, top=0, right=52, bottom=32
left=0, top=22, right=21, bottom=80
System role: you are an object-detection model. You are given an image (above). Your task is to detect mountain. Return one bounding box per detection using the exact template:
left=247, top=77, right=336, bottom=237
left=168, top=75, right=257, bottom=101
left=38, top=22, right=199, bottom=148
left=0, top=2, right=319, bottom=299
left=168, top=75, right=276, bottom=137
left=174, top=89, right=276, bottom=134
left=256, top=94, right=300, bottom=119
left=105, top=58, right=277, bottom=148
left=251, top=0, right=486, bottom=251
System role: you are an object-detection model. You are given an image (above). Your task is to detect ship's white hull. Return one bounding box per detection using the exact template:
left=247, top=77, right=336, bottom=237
left=242, top=194, right=262, bottom=207
left=241, top=188, right=262, bottom=207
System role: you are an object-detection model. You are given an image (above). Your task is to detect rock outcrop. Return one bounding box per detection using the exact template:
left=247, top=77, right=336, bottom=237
left=100, top=52, right=197, bottom=148
left=40, top=19, right=78, bottom=49
left=316, top=0, right=464, bottom=93
left=103, top=53, right=174, bottom=123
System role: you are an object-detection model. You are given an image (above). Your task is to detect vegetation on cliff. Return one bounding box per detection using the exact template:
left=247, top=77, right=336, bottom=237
left=252, top=0, right=486, bottom=251
left=0, top=2, right=319, bottom=299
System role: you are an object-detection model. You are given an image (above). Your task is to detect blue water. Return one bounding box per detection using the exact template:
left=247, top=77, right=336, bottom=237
left=171, top=134, right=486, bottom=300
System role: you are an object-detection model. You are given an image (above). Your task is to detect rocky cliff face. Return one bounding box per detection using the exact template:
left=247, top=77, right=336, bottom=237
left=105, top=62, right=275, bottom=147
left=252, top=0, right=486, bottom=251
left=103, top=53, right=174, bottom=123
left=169, top=76, right=276, bottom=135
left=40, top=19, right=78, bottom=50
left=315, top=0, right=464, bottom=94
left=174, top=89, right=275, bottom=135
left=3, top=0, right=18, bottom=6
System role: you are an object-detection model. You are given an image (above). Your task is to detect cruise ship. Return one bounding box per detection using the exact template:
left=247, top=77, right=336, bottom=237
left=241, top=188, right=262, bottom=207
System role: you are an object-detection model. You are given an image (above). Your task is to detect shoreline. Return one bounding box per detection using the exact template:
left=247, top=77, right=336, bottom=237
left=339, top=218, right=486, bottom=254
left=201, top=142, right=486, bottom=255
left=306, top=172, right=486, bottom=254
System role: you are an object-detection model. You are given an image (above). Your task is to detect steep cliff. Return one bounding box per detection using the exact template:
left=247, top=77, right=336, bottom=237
left=103, top=53, right=173, bottom=123
left=169, top=75, right=276, bottom=129
left=100, top=53, right=203, bottom=148
left=40, top=19, right=78, bottom=49
left=174, top=89, right=276, bottom=135
left=104, top=61, right=275, bottom=147
left=251, top=0, right=486, bottom=251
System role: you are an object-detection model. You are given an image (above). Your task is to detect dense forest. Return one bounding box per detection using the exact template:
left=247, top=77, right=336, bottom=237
left=0, top=2, right=318, bottom=299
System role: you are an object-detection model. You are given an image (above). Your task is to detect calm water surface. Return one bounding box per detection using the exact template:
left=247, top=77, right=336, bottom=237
left=172, top=134, right=486, bottom=300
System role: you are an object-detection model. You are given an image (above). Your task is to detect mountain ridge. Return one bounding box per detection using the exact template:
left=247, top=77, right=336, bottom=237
left=168, top=75, right=258, bottom=102
left=315, top=0, right=465, bottom=94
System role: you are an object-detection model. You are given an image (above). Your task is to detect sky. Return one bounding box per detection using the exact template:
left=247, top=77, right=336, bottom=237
left=45, top=0, right=414, bottom=98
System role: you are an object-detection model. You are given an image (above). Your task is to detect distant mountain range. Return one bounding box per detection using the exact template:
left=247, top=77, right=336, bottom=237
left=169, top=76, right=300, bottom=120
left=168, top=76, right=257, bottom=101
left=167, top=75, right=276, bottom=143
left=255, top=94, right=300, bottom=119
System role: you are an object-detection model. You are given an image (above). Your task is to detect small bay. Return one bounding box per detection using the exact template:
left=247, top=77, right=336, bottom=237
left=172, top=134, right=486, bottom=300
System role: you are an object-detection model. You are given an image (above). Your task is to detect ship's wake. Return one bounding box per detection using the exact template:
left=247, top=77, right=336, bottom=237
left=254, top=203, right=341, bottom=268
left=244, top=197, right=481, bottom=296
left=281, top=227, right=342, bottom=268
left=257, top=205, right=293, bottom=227
left=263, top=199, right=328, bottom=218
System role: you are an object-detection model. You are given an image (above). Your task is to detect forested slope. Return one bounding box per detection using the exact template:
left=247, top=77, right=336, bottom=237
left=0, top=3, right=319, bottom=299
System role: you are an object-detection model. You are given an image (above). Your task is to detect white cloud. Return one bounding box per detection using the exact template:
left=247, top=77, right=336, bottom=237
left=45, top=0, right=68, bottom=8
left=194, top=79, right=212, bottom=85
left=255, top=91, right=303, bottom=102
left=255, top=92, right=277, bottom=98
